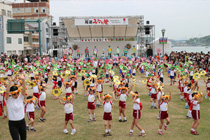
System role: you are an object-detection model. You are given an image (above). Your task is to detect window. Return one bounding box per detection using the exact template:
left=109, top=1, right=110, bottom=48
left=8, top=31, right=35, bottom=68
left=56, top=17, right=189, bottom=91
left=46, top=28, right=48, bottom=33
left=1, top=9, right=6, bottom=16
left=36, top=10, right=38, bottom=13
left=7, top=11, right=12, bottom=17
left=7, top=37, right=12, bottom=44
left=43, top=9, right=46, bottom=13
left=18, top=38, right=22, bottom=44
left=24, top=37, right=29, bottom=42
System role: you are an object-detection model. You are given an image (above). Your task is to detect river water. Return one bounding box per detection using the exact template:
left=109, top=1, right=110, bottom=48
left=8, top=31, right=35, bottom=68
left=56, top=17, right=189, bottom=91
left=172, top=46, right=210, bottom=54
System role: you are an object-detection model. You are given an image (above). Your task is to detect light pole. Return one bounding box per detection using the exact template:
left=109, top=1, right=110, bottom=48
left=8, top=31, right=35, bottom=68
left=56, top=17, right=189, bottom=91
left=161, top=28, right=166, bottom=56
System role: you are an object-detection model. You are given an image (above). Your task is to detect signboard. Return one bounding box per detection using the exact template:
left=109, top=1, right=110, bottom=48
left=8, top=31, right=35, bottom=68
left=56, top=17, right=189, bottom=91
left=0, top=16, right=2, bottom=32
left=159, top=38, right=167, bottom=44
left=75, top=18, right=128, bottom=26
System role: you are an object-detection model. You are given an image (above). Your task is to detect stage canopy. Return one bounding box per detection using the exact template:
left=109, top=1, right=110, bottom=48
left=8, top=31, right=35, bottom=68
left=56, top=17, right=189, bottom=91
left=59, top=16, right=144, bottom=40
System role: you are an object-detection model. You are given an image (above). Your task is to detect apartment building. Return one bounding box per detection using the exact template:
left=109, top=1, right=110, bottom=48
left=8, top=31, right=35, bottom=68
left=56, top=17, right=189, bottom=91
left=0, top=2, right=24, bottom=55
left=12, top=0, right=50, bottom=20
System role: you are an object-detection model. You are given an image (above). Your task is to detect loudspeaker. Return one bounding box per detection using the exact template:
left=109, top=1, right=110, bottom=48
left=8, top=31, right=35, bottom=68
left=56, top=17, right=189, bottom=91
left=145, top=27, right=150, bottom=35
left=53, top=50, right=57, bottom=57
left=53, top=29, right=58, bottom=36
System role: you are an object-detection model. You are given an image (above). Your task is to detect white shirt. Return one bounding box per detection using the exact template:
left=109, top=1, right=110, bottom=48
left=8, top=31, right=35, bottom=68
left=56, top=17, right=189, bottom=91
left=133, top=98, right=140, bottom=110
left=88, top=94, right=95, bottom=102
left=145, top=71, right=149, bottom=77
left=160, top=101, right=168, bottom=111
left=93, top=61, right=98, bottom=67
left=39, top=92, right=46, bottom=101
left=31, top=73, right=35, bottom=77
left=119, top=93, right=128, bottom=102
left=33, top=85, right=39, bottom=93
left=184, top=86, right=188, bottom=93
left=5, top=94, right=25, bottom=121
left=132, top=69, right=136, bottom=73
left=190, top=71, right=194, bottom=76
left=157, top=91, right=162, bottom=101
left=170, top=70, right=174, bottom=76
left=151, top=88, right=157, bottom=94
left=66, top=87, right=72, bottom=93
left=206, top=82, right=210, bottom=88
left=64, top=102, right=73, bottom=114
left=25, top=102, right=35, bottom=112
left=192, top=100, right=200, bottom=110
left=97, top=84, right=102, bottom=92
left=0, top=94, right=3, bottom=101
left=104, top=101, right=112, bottom=113
left=7, top=70, right=12, bottom=75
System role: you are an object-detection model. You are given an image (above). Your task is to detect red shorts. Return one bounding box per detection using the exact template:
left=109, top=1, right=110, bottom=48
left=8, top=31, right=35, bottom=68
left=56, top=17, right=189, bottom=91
left=27, top=112, right=35, bottom=120
left=192, top=110, right=200, bottom=120
left=119, top=101, right=126, bottom=109
left=65, top=113, right=74, bottom=121
left=181, top=87, right=184, bottom=92
left=87, top=102, right=95, bottom=110
left=0, top=101, right=4, bottom=109
left=47, top=69, right=50, bottom=73
left=151, top=94, right=157, bottom=99
left=207, top=87, right=210, bottom=91
left=33, top=93, right=39, bottom=99
left=133, top=110, right=141, bottom=119
left=66, top=93, right=72, bottom=96
left=71, top=86, right=75, bottom=92
left=38, top=100, right=45, bottom=107
left=184, top=93, right=189, bottom=100
left=160, top=111, right=168, bottom=119
left=103, top=112, right=112, bottom=121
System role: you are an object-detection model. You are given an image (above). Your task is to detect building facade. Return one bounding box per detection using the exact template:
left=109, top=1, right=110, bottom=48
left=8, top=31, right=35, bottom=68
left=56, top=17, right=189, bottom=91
left=0, top=2, right=24, bottom=55
left=12, top=0, right=50, bottom=20
left=11, top=0, right=51, bottom=55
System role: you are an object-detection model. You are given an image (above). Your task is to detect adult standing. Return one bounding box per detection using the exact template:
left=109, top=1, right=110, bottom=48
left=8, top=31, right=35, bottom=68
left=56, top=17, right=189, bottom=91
left=132, top=45, right=136, bottom=56
left=69, top=47, right=73, bottom=56
left=77, top=47, right=80, bottom=57
left=85, top=47, right=89, bottom=58
left=93, top=46, right=98, bottom=57
left=116, top=46, right=120, bottom=56
left=124, top=46, right=128, bottom=56
left=108, top=46, right=112, bottom=58
left=5, top=75, right=26, bottom=140
left=146, top=46, right=153, bottom=57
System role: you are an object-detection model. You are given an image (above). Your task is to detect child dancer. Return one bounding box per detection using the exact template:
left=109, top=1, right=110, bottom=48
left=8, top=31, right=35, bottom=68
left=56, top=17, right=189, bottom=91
left=150, top=83, right=158, bottom=109
left=204, top=77, right=210, bottom=101
left=0, top=82, right=7, bottom=119
left=129, top=91, right=146, bottom=137
left=25, top=96, right=37, bottom=132
left=117, top=86, right=133, bottom=122
left=38, top=85, right=46, bottom=122
left=58, top=95, right=76, bottom=135
left=98, top=92, right=115, bottom=137
left=96, top=78, right=103, bottom=107
left=87, top=88, right=96, bottom=122
left=190, top=92, right=203, bottom=135
left=158, top=91, right=172, bottom=135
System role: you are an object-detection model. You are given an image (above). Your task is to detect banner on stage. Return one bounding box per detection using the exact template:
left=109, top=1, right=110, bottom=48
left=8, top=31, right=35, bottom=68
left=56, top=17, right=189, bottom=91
left=75, top=18, right=128, bottom=26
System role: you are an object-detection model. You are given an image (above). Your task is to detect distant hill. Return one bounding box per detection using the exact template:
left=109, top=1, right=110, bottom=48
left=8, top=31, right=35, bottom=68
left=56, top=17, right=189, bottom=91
left=169, top=35, right=210, bottom=46
left=185, top=35, right=210, bottom=46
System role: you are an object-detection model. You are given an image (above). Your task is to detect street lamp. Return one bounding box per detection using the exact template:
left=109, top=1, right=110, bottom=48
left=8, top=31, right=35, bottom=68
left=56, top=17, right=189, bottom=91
left=161, top=28, right=166, bottom=56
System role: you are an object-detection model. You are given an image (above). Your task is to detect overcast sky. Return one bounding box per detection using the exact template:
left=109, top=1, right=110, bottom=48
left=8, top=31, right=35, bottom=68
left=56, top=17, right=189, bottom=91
left=11, top=0, right=210, bottom=40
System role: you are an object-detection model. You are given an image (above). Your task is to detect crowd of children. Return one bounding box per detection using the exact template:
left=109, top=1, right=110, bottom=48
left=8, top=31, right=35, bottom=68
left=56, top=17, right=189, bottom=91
left=0, top=51, right=209, bottom=138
